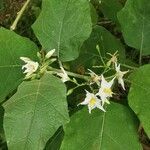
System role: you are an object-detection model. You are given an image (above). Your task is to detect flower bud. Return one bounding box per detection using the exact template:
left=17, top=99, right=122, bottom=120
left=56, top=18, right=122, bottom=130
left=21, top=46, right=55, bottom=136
left=45, top=49, right=55, bottom=59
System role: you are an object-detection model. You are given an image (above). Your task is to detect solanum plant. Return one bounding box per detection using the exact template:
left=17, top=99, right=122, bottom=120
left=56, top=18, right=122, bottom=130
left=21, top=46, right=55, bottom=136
left=0, top=0, right=150, bottom=150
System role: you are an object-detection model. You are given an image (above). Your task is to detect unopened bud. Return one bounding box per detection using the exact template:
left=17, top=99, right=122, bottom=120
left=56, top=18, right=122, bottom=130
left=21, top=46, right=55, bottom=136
left=45, top=49, right=55, bottom=59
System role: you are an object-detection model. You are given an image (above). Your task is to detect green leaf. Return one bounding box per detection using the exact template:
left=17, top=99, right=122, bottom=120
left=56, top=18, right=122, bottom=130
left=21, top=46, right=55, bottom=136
left=100, top=0, right=123, bottom=24
left=0, top=0, right=4, bottom=10
left=61, top=102, right=142, bottom=150
left=128, top=64, right=150, bottom=138
left=3, top=73, right=69, bottom=150
left=70, top=25, right=125, bottom=70
left=0, top=27, right=38, bottom=102
left=32, top=0, right=92, bottom=62
left=118, top=0, right=150, bottom=55
left=90, top=3, right=98, bottom=25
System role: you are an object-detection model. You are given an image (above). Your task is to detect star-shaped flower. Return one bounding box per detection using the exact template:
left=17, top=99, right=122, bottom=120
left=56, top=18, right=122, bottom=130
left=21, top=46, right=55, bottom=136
left=115, top=63, right=128, bottom=90
left=20, top=57, right=39, bottom=77
left=79, top=90, right=105, bottom=113
left=57, top=72, right=69, bottom=82
left=96, top=75, right=115, bottom=105
left=57, top=67, right=70, bottom=83
left=88, top=69, right=101, bottom=85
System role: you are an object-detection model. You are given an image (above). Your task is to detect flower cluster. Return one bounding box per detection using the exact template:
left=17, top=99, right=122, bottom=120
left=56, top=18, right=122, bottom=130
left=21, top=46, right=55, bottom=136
left=20, top=49, right=70, bottom=82
left=20, top=49, right=128, bottom=114
left=79, top=62, right=128, bottom=114
left=20, top=49, right=55, bottom=79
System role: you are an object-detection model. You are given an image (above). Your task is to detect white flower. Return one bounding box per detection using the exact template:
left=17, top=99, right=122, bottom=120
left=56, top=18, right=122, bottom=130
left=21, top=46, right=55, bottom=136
left=88, top=69, right=101, bottom=85
left=115, top=63, right=128, bottom=90
left=79, top=90, right=105, bottom=114
left=96, top=75, right=115, bottom=106
left=20, top=57, right=39, bottom=77
left=57, top=67, right=70, bottom=82
left=45, top=49, right=55, bottom=59
left=57, top=72, right=69, bottom=82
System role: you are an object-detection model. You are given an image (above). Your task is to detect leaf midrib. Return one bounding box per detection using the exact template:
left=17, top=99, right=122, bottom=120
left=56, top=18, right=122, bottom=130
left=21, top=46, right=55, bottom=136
left=57, top=0, right=70, bottom=58
left=139, top=8, right=145, bottom=57
left=0, top=65, right=21, bottom=68
left=23, top=81, right=41, bottom=150
left=99, top=112, right=106, bottom=149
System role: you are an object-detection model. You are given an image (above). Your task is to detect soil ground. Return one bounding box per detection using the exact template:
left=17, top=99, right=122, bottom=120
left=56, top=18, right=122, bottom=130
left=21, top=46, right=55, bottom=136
left=0, top=0, right=25, bottom=28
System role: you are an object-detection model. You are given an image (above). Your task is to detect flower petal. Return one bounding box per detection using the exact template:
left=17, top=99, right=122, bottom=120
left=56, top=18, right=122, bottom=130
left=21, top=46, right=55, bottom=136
left=118, top=78, right=125, bottom=90
left=20, top=57, right=31, bottom=63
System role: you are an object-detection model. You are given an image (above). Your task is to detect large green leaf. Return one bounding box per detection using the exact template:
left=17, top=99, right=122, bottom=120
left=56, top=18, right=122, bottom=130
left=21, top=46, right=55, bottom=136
left=61, top=102, right=142, bottom=150
left=32, top=0, right=92, bottom=62
left=118, top=0, right=150, bottom=55
left=128, top=64, right=150, bottom=138
left=3, top=74, right=69, bottom=150
left=70, top=25, right=125, bottom=71
left=0, top=27, right=38, bottom=102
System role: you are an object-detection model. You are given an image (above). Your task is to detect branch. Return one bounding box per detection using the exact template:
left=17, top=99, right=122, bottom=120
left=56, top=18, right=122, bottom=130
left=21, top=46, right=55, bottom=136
left=10, top=0, right=31, bottom=31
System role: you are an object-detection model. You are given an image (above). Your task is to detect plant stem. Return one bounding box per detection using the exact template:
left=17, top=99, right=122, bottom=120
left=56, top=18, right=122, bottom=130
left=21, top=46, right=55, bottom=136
left=10, top=0, right=31, bottom=30
left=96, top=46, right=106, bottom=66
left=47, top=66, right=116, bottom=82
left=120, top=63, right=138, bottom=70
left=67, top=83, right=88, bottom=96
left=47, top=67, right=90, bottom=81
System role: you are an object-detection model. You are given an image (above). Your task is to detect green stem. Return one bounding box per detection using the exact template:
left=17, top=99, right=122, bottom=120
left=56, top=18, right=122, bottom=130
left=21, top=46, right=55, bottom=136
left=96, top=45, right=106, bottom=66
left=102, top=67, right=112, bottom=74
left=105, top=75, right=115, bottom=80
left=47, top=66, right=116, bottom=82
left=120, top=64, right=138, bottom=70
left=47, top=67, right=90, bottom=81
left=67, top=83, right=88, bottom=96
left=10, top=0, right=31, bottom=30
left=58, top=60, right=64, bottom=71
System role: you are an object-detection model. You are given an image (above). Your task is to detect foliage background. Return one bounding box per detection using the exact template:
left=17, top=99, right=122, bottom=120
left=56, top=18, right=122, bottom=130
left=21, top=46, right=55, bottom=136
left=0, top=0, right=150, bottom=149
